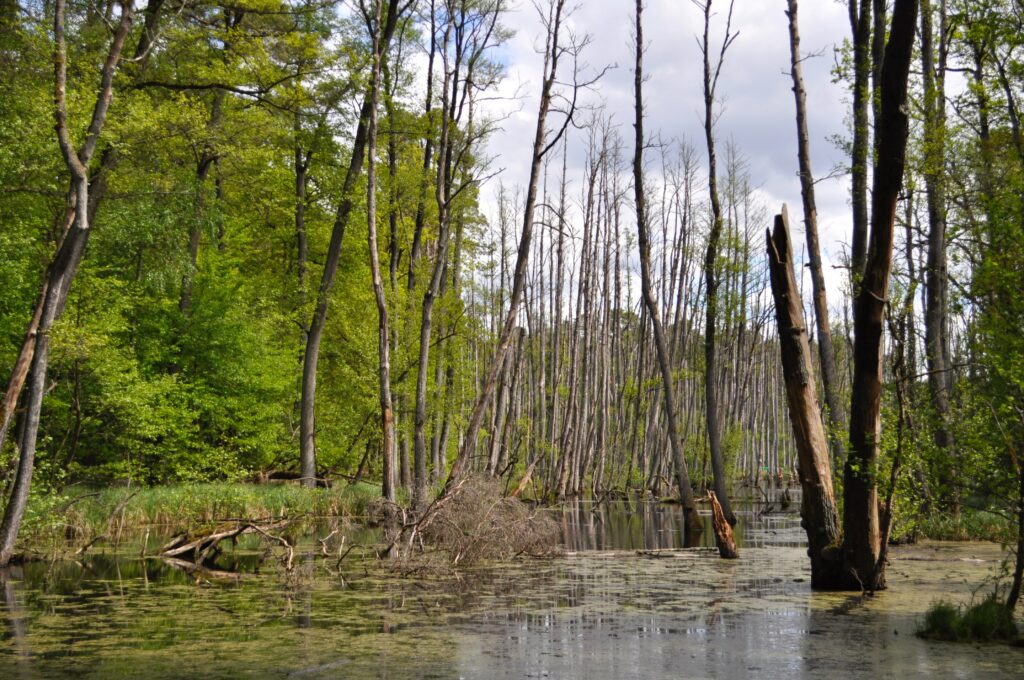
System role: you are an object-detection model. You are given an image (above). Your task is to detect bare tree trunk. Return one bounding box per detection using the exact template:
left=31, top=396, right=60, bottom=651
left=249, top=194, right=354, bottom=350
left=767, top=207, right=842, bottom=587
left=697, top=0, right=737, bottom=526
left=633, top=0, right=702, bottom=537
left=786, top=0, right=847, bottom=465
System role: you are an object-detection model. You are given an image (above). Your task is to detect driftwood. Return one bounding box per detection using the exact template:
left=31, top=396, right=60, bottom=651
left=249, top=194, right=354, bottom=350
left=159, top=521, right=294, bottom=571
left=708, top=491, right=738, bottom=559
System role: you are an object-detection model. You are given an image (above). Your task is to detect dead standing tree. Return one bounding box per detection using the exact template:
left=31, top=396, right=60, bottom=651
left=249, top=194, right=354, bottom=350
left=769, top=0, right=918, bottom=591
left=767, top=207, right=841, bottom=587
left=633, top=0, right=704, bottom=545
left=695, top=0, right=737, bottom=526
left=445, top=0, right=601, bottom=490
left=785, top=0, right=847, bottom=466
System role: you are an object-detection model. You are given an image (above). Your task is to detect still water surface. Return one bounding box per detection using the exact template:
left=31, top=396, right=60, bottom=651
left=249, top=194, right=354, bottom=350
left=2, top=499, right=1022, bottom=678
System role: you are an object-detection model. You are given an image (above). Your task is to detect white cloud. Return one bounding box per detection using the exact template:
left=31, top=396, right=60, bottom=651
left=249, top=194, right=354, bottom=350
left=477, top=0, right=856, bottom=305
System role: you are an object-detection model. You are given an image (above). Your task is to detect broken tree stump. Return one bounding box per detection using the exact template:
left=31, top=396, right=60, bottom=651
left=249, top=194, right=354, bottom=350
left=709, top=491, right=739, bottom=559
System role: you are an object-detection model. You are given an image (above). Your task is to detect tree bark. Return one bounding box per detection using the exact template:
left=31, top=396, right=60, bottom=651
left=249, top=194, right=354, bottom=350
left=767, top=207, right=842, bottom=587
left=786, top=0, right=847, bottom=466
left=844, top=0, right=918, bottom=592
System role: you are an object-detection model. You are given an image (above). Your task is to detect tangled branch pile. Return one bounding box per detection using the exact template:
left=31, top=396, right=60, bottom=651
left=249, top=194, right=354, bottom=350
left=421, top=478, right=560, bottom=565
left=371, top=477, right=560, bottom=567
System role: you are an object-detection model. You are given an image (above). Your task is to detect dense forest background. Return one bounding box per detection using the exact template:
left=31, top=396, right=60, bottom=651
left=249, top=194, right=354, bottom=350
left=0, top=0, right=1021, bottom=569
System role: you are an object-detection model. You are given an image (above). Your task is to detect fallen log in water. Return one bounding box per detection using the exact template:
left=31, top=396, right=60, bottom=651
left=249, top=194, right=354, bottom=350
left=158, top=521, right=294, bottom=570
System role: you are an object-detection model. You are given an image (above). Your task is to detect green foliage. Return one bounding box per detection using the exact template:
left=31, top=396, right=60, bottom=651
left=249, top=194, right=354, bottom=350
left=0, top=0, right=498, bottom=509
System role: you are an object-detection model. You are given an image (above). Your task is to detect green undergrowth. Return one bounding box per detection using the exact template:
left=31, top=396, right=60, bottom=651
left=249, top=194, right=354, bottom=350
left=25, top=481, right=382, bottom=545
left=918, top=595, right=1019, bottom=642
left=905, top=508, right=1014, bottom=544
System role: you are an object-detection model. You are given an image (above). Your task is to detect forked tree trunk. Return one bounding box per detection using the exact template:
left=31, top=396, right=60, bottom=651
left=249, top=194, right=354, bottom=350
left=0, top=0, right=134, bottom=567
left=363, top=0, right=396, bottom=503
left=844, top=0, right=918, bottom=592
left=298, top=0, right=405, bottom=488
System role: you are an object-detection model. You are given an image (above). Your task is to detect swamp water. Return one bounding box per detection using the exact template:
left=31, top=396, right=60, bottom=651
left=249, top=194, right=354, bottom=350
left=1, top=498, right=1022, bottom=678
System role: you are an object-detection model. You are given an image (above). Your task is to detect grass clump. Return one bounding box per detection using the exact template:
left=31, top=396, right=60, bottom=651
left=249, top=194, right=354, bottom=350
left=918, top=595, right=1018, bottom=642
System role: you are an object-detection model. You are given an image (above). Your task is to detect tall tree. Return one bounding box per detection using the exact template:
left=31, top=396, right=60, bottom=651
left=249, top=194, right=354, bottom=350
left=298, top=0, right=410, bottom=488
left=0, top=0, right=135, bottom=567
left=633, top=0, right=702, bottom=539
left=844, top=0, right=918, bottom=591
left=920, top=0, right=956, bottom=506
left=696, top=0, right=737, bottom=526
left=785, top=0, right=847, bottom=465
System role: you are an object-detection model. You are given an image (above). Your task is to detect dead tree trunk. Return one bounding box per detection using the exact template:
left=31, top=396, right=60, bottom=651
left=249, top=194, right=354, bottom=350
left=786, top=0, right=847, bottom=465
left=767, top=207, right=842, bottom=587
left=634, top=0, right=702, bottom=538
left=697, top=0, right=738, bottom=526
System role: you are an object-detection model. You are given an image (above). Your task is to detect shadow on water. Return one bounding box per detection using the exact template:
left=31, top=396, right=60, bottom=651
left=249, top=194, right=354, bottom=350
left=1, top=494, right=1022, bottom=678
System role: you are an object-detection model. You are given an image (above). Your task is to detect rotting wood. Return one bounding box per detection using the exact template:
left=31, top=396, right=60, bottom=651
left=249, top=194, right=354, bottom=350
left=708, top=491, right=738, bottom=559
left=766, top=206, right=841, bottom=587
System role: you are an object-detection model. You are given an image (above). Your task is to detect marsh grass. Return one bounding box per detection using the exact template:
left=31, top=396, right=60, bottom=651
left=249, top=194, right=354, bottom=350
left=918, top=595, right=1018, bottom=642
left=25, top=482, right=382, bottom=550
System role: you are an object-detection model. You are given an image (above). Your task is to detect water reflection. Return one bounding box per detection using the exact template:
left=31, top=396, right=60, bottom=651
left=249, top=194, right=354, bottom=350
left=557, top=493, right=807, bottom=552
left=1, top=500, right=1022, bottom=679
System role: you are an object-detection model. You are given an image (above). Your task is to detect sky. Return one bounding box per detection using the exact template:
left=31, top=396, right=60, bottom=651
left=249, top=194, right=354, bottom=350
left=474, top=0, right=856, bottom=297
